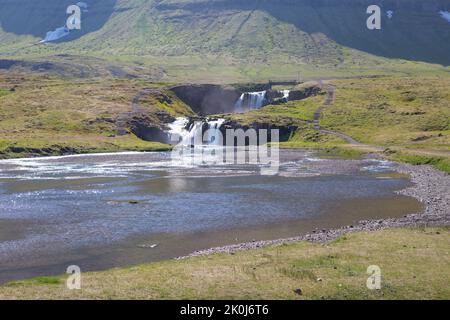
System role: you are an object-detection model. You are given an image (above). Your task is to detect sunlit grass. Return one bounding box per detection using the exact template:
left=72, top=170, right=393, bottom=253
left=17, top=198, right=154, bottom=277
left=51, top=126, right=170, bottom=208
left=322, top=77, right=450, bottom=150
left=1, top=227, right=449, bottom=300
left=0, top=74, right=190, bottom=157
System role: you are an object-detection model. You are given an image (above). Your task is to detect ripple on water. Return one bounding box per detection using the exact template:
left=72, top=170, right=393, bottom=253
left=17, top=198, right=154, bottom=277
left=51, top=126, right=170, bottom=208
left=0, top=151, right=419, bottom=283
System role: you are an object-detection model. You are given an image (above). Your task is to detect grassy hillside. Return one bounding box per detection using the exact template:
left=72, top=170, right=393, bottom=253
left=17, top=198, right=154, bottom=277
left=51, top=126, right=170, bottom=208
left=227, top=77, right=450, bottom=150
left=1, top=73, right=449, bottom=161
left=0, top=72, right=194, bottom=158
left=223, top=76, right=450, bottom=172
left=322, top=77, right=450, bottom=150
left=1, top=227, right=449, bottom=299
left=1, top=0, right=449, bottom=82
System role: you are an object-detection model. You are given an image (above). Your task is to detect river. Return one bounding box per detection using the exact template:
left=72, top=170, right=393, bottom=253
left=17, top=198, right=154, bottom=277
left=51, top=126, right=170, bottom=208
left=0, top=149, right=422, bottom=283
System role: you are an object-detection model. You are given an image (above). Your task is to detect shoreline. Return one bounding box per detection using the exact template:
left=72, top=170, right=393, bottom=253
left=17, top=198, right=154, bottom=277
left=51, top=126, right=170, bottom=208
left=178, top=163, right=450, bottom=258
left=0, top=150, right=448, bottom=283
left=0, top=148, right=173, bottom=161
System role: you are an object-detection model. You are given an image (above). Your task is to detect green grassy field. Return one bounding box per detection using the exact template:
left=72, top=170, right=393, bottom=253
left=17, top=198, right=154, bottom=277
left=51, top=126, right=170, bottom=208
left=1, top=73, right=449, bottom=169
left=386, top=151, right=450, bottom=174
left=1, top=227, right=448, bottom=300
left=223, top=76, right=450, bottom=171
left=322, top=77, right=450, bottom=150
left=228, top=77, right=450, bottom=150
left=0, top=73, right=195, bottom=158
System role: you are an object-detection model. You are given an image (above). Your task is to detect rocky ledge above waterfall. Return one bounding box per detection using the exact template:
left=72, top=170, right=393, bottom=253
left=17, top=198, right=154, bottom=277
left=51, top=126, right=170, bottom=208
left=170, top=82, right=324, bottom=115
left=219, top=119, right=299, bottom=144
left=114, top=82, right=323, bottom=145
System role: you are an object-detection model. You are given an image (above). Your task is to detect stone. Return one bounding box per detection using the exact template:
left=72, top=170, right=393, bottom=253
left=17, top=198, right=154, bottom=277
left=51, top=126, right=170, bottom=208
left=293, top=288, right=303, bottom=296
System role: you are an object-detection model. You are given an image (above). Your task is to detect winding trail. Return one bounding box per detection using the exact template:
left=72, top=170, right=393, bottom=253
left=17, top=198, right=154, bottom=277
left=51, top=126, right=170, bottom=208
left=313, top=82, right=450, bottom=157
left=314, top=82, right=362, bottom=145
left=119, top=81, right=450, bottom=158
left=312, top=84, right=333, bottom=130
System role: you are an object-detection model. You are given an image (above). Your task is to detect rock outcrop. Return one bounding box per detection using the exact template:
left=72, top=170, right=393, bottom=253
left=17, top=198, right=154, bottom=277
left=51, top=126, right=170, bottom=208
left=170, top=84, right=241, bottom=115
left=127, top=112, right=175, bottom=144
left=220, top=119, right=298, bottom=145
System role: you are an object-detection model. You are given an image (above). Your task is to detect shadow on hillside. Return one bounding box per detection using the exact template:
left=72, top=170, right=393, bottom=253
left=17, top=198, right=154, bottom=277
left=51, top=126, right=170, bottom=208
left=158, top=0, right=450, bottom=66
left=0, top=0, right=117, bottom=42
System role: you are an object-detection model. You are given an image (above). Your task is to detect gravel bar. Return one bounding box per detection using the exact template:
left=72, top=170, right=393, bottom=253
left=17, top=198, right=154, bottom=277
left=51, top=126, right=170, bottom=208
left=179, top=164, right=450, bottom=259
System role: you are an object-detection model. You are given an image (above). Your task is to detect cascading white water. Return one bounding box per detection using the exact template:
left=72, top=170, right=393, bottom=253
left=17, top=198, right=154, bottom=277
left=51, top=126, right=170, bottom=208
left=167, top=117, right=189, bottom=144
left=234, top=91, right=267, bottom=112
left=234, top=94, right=245, bottom=111
left=168, top=117, right=225, bottom=146
left=249, top=91, right=267, bottom=109
left=183, top=121, right=204, bottom=146
left=169, top=89, right=290, bottom=144
left=234, top=90, right=291, bottom=112
left=206, top=119, right=226, bottom=145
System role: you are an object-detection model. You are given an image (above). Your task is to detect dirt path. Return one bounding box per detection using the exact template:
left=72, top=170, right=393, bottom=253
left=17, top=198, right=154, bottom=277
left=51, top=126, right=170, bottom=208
left=312, top=83, right=334, bottom=130
left=314, top=82, right=362, bottom=145
left=314, top=82, right=450, bottom=157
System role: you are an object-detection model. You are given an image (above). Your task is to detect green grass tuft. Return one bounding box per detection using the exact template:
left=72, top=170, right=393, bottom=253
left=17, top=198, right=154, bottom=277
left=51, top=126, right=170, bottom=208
left=387, top=152, right=450, bottom=174
left=1, top=228, right=449, bottom=299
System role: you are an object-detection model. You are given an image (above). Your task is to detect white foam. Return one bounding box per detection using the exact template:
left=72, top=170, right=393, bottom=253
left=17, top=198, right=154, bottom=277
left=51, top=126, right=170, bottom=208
left=361, top=160, right=395, bottom=173
left=439, top=10, right=450, bottom=23
left=0, top=151, right=147, bottom=164
left=234, top=91, right=267, bottom=111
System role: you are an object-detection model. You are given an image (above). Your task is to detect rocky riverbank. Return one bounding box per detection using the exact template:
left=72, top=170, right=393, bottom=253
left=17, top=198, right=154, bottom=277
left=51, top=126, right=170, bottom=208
left=180, top=164, right=450, bottom=258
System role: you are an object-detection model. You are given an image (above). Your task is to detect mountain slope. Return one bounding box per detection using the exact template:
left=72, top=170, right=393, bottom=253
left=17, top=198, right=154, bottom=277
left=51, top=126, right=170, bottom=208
left=1, top=0, right=450, bottom=81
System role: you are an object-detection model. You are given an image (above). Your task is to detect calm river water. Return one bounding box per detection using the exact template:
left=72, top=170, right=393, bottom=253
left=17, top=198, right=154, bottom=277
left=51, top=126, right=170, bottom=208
left=0, top=149, right=422, bottom=283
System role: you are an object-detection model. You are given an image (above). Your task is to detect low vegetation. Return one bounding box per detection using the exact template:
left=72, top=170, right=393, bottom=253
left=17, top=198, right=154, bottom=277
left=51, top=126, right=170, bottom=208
left=229, top=95, right=324, bottom=125
left=1, top=227, right=449, bottom=300
left=1, top=72, right=448, bottom=170
left=322, top=77, right=450, bottom=151
left=0, top=73, right=193, bottom=157
left=227, top=76, right=450, bottom=165
left=386, top=151, right=450, bottom=174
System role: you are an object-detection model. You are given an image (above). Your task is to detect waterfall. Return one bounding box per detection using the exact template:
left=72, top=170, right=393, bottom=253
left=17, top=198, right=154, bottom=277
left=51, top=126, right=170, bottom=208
left=234, top=91, right=267, bottom=112
left=250, top=91, right=267, bottom=109
left=206, top=119, right=226, bottom=145
left=168, top=117, right=225, bottom=146
left=182, top=121, right=204, bottom=146
left=234, top=90, right=291, bottom=112
left=167, top=117, right=189, bottom=144
left=234, top=94, right=245, bottom=111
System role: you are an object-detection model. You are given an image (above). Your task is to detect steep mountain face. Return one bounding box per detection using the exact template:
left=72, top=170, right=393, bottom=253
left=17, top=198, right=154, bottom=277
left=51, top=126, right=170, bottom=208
left=0, top=0, right=116, bottom=38
left=0, top=0, right=449, bottom=73
left=150, top=0, right=450, bottom=65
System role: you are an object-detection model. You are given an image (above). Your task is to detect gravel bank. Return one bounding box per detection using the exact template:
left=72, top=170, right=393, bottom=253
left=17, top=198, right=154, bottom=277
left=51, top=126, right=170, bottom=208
left=180, top=164, right=449, bottom=258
